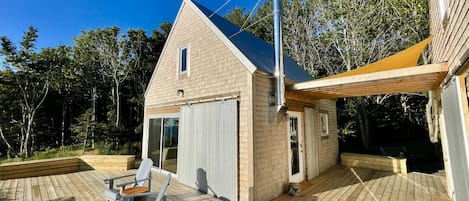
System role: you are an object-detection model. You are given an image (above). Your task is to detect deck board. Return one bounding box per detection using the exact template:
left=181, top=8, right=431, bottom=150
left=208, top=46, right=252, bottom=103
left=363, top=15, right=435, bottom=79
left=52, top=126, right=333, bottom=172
left=273, top=165, right=450, bottom=201
left=44, top=176, right=57, bottom=200
left=388, top=172, right=401, bottom=201
left=24, top=177, right=32, bottom=201
left=0, top=169, right=220, bottom=201
left=15, top=178, right=24, bottom=201
left=31, top=177, right=41, bottom=201
left=381, top=170, right=396, bottom=201
left=7, top=178, right=18, bottom=201
left=53, top=175, right=69, bottom=199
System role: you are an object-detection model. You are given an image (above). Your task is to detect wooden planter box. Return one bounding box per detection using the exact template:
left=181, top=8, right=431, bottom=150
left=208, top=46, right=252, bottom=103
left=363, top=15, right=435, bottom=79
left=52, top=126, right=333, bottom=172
left=340, top=152, right=407, bottom=174
left=79, top=155, right=135, bottom=171
left=0, top=155, right=135, bottom=180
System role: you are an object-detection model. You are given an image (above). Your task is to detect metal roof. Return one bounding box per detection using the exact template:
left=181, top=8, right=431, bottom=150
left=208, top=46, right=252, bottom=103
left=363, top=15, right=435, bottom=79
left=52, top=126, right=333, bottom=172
left=192, top=1, right=313, bottom=83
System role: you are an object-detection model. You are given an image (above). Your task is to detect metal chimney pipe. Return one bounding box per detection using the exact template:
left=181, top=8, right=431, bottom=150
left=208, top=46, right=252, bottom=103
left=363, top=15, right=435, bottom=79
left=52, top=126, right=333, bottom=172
left=273, top=0, right=286, bottom=112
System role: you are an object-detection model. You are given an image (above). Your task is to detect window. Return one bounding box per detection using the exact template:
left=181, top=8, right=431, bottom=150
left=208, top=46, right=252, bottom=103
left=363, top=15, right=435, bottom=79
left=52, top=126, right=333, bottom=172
left=319, top=112, right=329, bottom=137
left=179, top=47, right=188, bottom=75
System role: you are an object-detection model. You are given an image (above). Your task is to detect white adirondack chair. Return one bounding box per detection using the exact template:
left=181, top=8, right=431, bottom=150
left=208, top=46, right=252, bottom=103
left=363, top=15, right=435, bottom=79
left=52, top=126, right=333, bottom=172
left=104, top=158, right=153, bottom=201
left=120, top=173, right=171, bottom=201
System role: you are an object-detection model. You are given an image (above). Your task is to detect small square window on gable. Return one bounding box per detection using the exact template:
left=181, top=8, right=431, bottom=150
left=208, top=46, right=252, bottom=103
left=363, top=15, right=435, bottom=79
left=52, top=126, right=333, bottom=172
left=178, top=46, right=189, bottom=76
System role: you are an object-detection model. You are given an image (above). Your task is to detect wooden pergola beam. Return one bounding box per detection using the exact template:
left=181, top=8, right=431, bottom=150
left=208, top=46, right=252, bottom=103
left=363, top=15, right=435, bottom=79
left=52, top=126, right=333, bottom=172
left=288, top=63, right=448, bottom=99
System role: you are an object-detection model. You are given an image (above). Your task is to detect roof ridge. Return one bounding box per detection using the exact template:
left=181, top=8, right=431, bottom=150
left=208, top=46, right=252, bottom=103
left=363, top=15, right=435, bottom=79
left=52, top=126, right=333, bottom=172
left=190, top=0, right=313, bottom=82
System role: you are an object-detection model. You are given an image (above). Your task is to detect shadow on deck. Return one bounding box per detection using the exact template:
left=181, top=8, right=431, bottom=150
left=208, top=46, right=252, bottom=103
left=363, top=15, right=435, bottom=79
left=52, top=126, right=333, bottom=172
left=0, top=169, right=220, bottom=201
left=274, top=165, right=451, bottom=201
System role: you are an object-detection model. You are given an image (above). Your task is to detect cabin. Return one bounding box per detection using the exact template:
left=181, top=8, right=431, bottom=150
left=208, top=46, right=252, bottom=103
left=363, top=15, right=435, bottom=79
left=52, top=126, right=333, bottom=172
left=142, top=0, right=338, bottom=200
left=143, top=0, right=469, bottom=200
left=429, top=0, right=469, bottom=200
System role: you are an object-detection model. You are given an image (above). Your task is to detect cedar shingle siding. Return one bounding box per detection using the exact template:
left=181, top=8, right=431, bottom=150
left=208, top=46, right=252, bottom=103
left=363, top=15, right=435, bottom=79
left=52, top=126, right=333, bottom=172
left=430, top=0, right=469, bottom=73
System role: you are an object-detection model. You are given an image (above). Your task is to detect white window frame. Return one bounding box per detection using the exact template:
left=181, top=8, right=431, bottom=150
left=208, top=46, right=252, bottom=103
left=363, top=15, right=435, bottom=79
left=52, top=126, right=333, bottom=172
left=178, top=46, right=189, bottom=76
left=319, top=112, right=329, bottom=137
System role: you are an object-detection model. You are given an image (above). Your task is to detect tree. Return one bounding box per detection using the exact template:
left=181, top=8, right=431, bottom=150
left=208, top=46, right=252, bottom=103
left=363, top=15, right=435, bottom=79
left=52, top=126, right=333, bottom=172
left=225, top=7, right=249, bottom=28
left=71, top=108, right=103, bottom=152
left=127, top=24, right=170, bottom=127
left=39, top=46, right=75, bottom=147
left=73, top=30, right=106, bottom=149
left=251, top=0, right=274, bottom=44
left=0, top=70, right=21, bottom=158
left=94, top=27, right=131, bottom=129
left=0, top=26, right=51, bottom=157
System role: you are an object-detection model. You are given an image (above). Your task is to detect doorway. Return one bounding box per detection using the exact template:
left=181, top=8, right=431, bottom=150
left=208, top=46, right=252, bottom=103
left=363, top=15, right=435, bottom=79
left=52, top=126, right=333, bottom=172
left=288, top=111, right=304, bottom=182
left=304, top=107, right=319, bottom=180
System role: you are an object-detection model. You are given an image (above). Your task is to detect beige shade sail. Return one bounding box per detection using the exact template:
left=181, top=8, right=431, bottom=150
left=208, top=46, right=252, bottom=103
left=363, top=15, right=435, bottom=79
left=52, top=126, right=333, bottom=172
left=289, top=36, right=448, bottom=99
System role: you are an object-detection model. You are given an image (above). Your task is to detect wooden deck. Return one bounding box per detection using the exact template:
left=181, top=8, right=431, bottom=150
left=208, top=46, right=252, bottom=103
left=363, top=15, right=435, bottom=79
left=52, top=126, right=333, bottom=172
left=0, top=169, right=220, bottom=201
left=274, top=165, right=451, bottom=201
left=0, top=165, right=451, bottom=201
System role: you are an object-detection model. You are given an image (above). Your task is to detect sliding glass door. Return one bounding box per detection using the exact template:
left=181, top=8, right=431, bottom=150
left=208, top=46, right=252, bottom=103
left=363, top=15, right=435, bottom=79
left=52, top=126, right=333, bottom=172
left=162, top=118, right=178, bottom=173
left=148, top=118, right=162, bottom=168
left=148, top=115, right=179, bottom=174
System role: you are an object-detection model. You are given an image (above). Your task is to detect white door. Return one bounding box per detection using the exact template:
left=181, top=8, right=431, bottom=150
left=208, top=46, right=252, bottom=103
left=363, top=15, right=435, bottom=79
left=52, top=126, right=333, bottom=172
left=305, top=107, right=319, bottom=180
left=178, top=100, right=238, bottom=201
left=288, top=111, right=304, bottom=183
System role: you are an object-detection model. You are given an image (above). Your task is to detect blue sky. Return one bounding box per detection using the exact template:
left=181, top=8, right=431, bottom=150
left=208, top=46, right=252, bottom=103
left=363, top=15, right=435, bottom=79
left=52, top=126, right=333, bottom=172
left=0, top=0, right=261, bottom=50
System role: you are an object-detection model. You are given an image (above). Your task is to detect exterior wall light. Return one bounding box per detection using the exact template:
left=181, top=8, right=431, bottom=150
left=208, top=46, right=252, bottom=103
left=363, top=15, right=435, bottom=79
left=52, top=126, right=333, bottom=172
left=177, top=89, right=184, bottom=97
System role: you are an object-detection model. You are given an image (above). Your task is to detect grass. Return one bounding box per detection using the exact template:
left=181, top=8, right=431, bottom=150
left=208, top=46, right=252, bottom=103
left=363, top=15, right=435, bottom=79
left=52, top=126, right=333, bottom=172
left=0, top=145, right=83, bottom=164
left=0, top=142, right=142, bottom=164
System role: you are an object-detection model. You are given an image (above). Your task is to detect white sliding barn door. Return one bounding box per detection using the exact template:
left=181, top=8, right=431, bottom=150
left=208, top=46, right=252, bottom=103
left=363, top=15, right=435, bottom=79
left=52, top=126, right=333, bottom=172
left=178, top=100, right=238, bottom=201
left=442, top=77, right=469, bottom=201
left=305, top=107, right=319, bottom=180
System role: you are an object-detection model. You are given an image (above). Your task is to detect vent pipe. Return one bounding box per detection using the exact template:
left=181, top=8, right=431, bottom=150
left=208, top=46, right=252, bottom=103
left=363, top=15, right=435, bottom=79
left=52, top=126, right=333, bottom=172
left=273, top=0, right=286, bottom=112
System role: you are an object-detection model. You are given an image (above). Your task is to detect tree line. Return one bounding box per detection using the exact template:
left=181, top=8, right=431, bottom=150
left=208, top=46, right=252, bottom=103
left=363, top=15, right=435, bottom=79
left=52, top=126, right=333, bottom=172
left=0, top=23, right=171, bottom=158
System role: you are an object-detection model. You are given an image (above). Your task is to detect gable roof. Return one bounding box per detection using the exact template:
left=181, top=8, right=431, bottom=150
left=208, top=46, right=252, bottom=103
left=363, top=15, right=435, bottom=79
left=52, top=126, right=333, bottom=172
left=145, top=0, right=313, bottom=98
left=190, top=0, right=313, bottom=83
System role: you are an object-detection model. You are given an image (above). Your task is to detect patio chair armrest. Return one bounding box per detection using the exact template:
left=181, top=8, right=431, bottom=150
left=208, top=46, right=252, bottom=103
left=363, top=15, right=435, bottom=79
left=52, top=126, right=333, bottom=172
left=104, top=174, right=136, bottom=183
left=120, top=191, right=161, bottom=199
left=116, top=177, right=151, bottom=188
